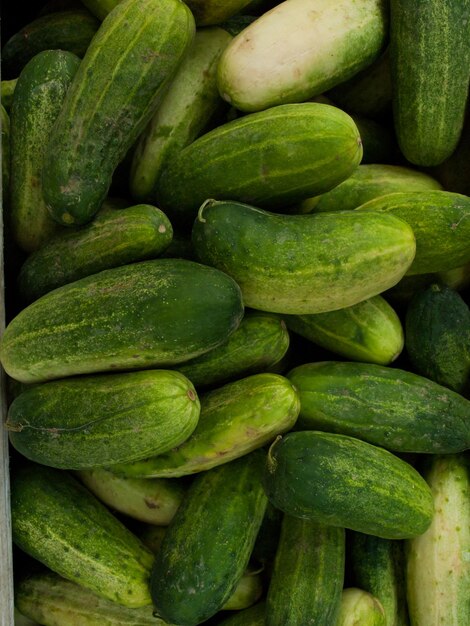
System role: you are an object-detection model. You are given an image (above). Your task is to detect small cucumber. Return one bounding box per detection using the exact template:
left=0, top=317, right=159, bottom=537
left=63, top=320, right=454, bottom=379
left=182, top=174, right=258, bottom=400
left=337, top=589, right=386, bottom=626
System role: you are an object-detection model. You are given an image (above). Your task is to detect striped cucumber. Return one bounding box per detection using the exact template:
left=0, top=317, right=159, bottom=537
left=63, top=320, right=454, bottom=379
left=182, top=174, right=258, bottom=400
left=338, top=589, right=386, bottom=626
left=42, top=0, right=195, bottom=226
left=192, top=200, right=415, bottom=314
left=266, top=517, right=345, bottom=625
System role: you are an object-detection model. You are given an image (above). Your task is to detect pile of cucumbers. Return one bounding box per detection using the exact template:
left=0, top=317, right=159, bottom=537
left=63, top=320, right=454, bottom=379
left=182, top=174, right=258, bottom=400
left=1, top=0, right=470, bottom=624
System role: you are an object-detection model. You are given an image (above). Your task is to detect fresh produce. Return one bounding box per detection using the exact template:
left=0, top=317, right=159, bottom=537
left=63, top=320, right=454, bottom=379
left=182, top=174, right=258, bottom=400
left=337, top=588, right=386, bottom=626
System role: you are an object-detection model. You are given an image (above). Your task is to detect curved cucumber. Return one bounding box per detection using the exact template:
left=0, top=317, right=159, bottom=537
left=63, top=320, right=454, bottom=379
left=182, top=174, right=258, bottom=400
left=338, top=589, right=386, bottom=626
left=263, top=431, right=434, bottom=539
left=11, top=464, right=154, bottom=607
left=288, top=361, right=470, bottom=453
left=158, top=103, right=363, bottom=224
left=130, top=27, right=232, bottom=202
left=217, top=0, right=388, bottom=112
left=285, top=295, right=403, bottom=365
left=42, top=0, right=195, bottom=226
left=17, top=204, right=173, bottom=303
left=266, top=517, right=345, bottom=626
left=10, top=50, right=80, bottom=252
left=0, top=258, right=244, bottom=384
left=192, top=200, right=415, bottom=314
left=356, top=191, right=470, bottom=275
left=112, top=373, right=299, bottom=477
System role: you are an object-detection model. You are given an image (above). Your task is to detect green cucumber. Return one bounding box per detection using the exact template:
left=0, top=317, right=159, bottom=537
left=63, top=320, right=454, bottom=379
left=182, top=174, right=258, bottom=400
left=177, top=312, right=290, bottom=388
left=406, top=454, right=470, bottom=625
left=406, top=284, right=470, bottom=393
left=42, top=0, right=195, bottom=226
left=263, top=431, right=434, bottom=539
left=223, top=570, right=263, bottom=611
left=266, top=517, right=345, bottom=625
left=300, top=164, right=442, bottom=214
left=217, top=602, right=266, bottom=625
left=192, top=200, right=415, bottom=314
left=285, top=295, right=403, bottom=365
left=351, top=534, right=409, bottom=626
left=130, top=27, right=232, bottom=201
left=217, top=0, right=387, bottom=112
left=10, top=50, right=80, bottom=252
left=337, top=589, right=386, bottom=626
left=7, top=369, right=200, bottom=469
left=76, top=469, right=186, bottom=525
left=1, top=105, right=10, bottom=202
left=11, top=464, right=154, bottom=607
left=16, top=571, right=166, bottom=625
left=390, top=0, right=470, bottom=166
left=157, top=103, right=363, bottom=224
left=0, top=258, right=244, bottom=384
left=1, top=78, right=17, bottom=111
left=288, top=361, right=470, bottom=453
left=17, top=204, right=173, bottom=303
left=355, top=191, right=470, bottom=275
left=184, top=1, right=254, bottom=26
left=111, top=373, right=299, bottom=478
left=150, top=452, right=268, bottom=626
left=1, top=10, right=99, bottom=76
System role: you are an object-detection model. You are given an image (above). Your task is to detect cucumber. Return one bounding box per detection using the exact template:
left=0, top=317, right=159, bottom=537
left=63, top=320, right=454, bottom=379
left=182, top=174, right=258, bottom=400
left=266, top=516, right=345, bottom=625
left=288, top=361, right=470, bottom=454
left=351, top=534, right=409, bottom=626
left=222, top=570, right=263, bottom=611
left=300, top=164, right=442, bottom=214
left=16, top=571, right=166, bottom=626
left=111, top=373, right=299, bottom=478
left=130, top=27, right=232, bottom=202
left=337, top=589, right=386, bottom=626
left=7, top=369, right=200, bottom=469
left=0, top=258, right=244, bottom=384
left=192, top=200, right=416, bottom=314
left=176, top=312, right=290, bottom=388
left=17, top=204, right=173, bottom=303
left=217, top=602, right=266, bottom=626
left=157, top=103, right=363, bottom=224
left=150, top=452, right=268, bottom=626
left=11, top=464, right=154, bottom=607
left=263, top=431, right=434, bottom=539
left=285, top=295, right=403, bottom=365
left=76, top=469, right=186, bottom=525
left=355, top=191, right=470, bottom=275
left=406, top=284, right=470, bottom=393
left=390, top=0, right=470, bottom=166
left=406, top=454, right=470, bottom=625
left=1, top=10, right=99, bottom=76
left=1, top=78, right=17, bottom=111
left=10, top=50, right=80, bottom=252
left=1, top=105, right=10, bottom=202
left=217, top=0, right=387, bottom=112
left=184, top=1, right=254, bottom=26
left=42, top=0, right=195, bottom=226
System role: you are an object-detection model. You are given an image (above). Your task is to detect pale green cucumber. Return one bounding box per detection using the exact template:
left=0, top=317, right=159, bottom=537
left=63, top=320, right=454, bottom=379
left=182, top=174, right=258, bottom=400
left=300, top=164, right=442, bottom=214
left=111, top=373, right=300, bottom=477
left=285, top=295, right=403, bottom=365
left=130, top=28, right=231, bottom=201
left=217, top=0, right=388, bottom=112
left=406, top=454, right=470, bottom=626
left=337, top=589, right=386, bottom=626
left=77, top=469, right=185, bottom=525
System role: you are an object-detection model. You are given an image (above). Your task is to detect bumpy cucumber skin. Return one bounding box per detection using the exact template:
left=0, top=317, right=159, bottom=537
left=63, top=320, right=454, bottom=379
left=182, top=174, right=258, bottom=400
left=217, top=602, right=266, bottom=625
left=1, top=10, right=99, bottom=76
left=10, top=50, right=80, bottom=252
left=42, top=0, right=195, bottom=226
left=337, top=589, right=386, bottom=626
left=266, top=516, right=345, bottom=626
left=17, top=204, right=173, bottom=303
left=11, top=465, right=154, bottom=608
left=0, top=258, right=244, bottom=384
left=157, top=103, right=363, bottom=224
left=406, top=454, right=470, bottom=626
left=288, top=361, right=470, bottom=454
left=130, top=28, right=232, bottom=201
left=285, top=295, right=403, bottom=365
left=112, top=373, right=299, bottom=478
left=7, top=370, right=200, bottom=469
left=1, top=105, right=10, bottom=202
left=356, top=191, right=470, bottom=275
left=406, top=284, right=470, bottom=393
left=150, top=452, right=268, bottom=626
left=263, top=431, right=434, bottom=539
left=390, top=0, right=470, bottom=166
left=192, top=200, right=415, bottom=314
